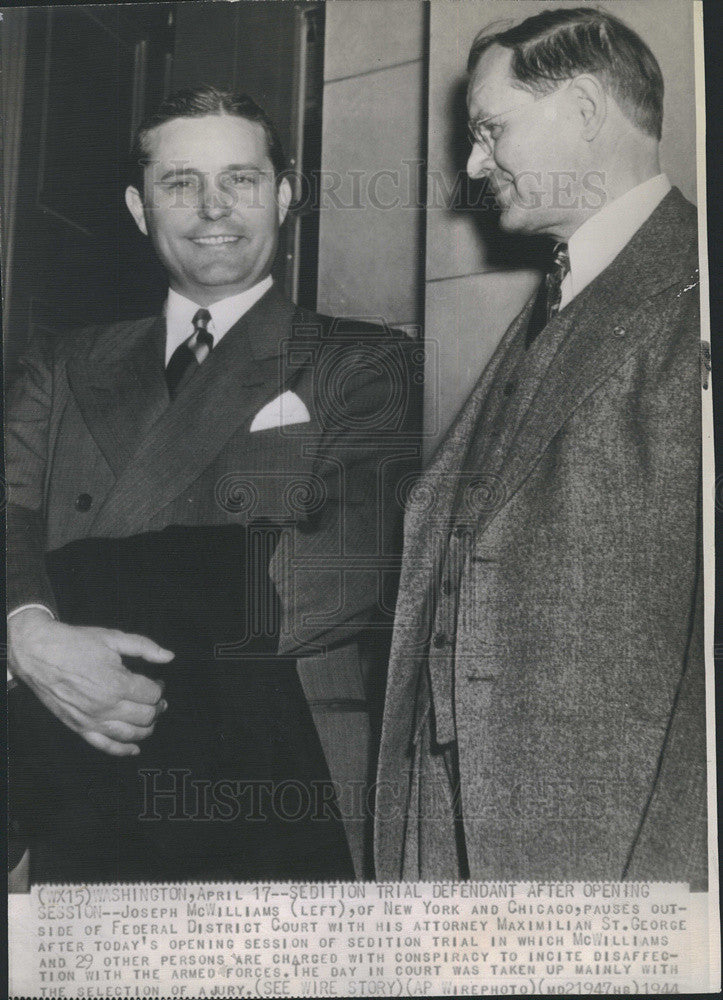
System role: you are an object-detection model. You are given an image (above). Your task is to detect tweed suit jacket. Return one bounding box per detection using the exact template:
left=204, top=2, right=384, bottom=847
left=7, top=285, right=416, bottom=694
left=375, top=188, right=707, bottom=887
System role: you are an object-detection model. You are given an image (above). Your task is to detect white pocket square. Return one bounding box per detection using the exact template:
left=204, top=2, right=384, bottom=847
left=250, top=390, right=311, bottom=432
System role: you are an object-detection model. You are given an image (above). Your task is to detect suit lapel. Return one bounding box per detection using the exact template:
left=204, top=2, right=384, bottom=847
left=90, top=287, right=301, bottom=534
left=66, top=316, right=168, bottom=479
left=470, top=188, right=699, bottom=535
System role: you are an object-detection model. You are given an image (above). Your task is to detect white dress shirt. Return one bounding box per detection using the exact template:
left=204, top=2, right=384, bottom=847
left=7, top=275, right=274, bottom=676
left=164, top=274, right=273, bottom=364
left=559, top=173, right=672, bottom=310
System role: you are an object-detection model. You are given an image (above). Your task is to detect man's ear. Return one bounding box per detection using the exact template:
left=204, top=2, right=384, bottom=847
left=125, top=185, right=148, bottom=236
left=276, top=176, right=293, bottom=226
left=572, top=74, right=607, bottom=141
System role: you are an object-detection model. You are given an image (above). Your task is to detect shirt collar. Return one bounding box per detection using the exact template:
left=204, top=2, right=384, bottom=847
left=164, top=275, right=273, bottom=365
left=562, top=174, right=671, bottom=307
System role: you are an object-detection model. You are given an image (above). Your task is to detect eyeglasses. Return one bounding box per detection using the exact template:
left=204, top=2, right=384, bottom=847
left=467, top=83, right=569, bottom=156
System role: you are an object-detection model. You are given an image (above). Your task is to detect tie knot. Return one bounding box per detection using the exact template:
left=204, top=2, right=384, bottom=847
left=192, top=308, right=212, bottom=333
left=166, top=308, right=214, bottom=397
left=191, top=308, right=213, bottom=353
left=551, top=242, right=570, bottom=278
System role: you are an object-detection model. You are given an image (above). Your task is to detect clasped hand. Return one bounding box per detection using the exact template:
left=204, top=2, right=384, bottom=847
left=8, top=608, right=173, bottom=756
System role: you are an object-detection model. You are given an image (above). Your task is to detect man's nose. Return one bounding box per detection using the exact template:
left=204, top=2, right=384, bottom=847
left=198, top=180, right=234, bottom=220
left=466, top=140, right=494, bottom=180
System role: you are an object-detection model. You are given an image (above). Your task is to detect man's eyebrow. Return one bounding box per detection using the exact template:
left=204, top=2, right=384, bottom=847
left=156, top=163, right=265, bottom=181
left=470, top=107, right=505, bottom=126
left=224, top=163, right=264, bottom=172
left=469, top=105, right=492, bottom=122
left=157, top=167, right=202, bottom=182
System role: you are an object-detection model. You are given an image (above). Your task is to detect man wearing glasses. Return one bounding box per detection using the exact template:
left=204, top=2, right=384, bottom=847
left=376, top=7, right=706, bottom=886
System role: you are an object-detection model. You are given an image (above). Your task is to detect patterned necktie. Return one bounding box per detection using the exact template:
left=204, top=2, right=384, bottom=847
left=545, top=242, right=571, bottom=324
left=526, top=242, right=571, bottom=348
left=165, top=308, right=214, bottom=398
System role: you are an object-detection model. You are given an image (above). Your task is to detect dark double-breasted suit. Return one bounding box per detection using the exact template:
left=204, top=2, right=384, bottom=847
left=375, top=188, right=708, bottom=888
left=7, top=284, right=417, bottom=882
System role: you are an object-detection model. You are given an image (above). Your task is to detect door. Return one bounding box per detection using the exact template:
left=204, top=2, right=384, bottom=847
left=3, top=5, right=175, bottom=372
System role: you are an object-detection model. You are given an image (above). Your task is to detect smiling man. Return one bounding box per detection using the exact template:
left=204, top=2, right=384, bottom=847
left=125, top=108, right=289, bottom=303
left=7, top=86, right=415, bottom=882
left=376, top=7, right=706, bottom=887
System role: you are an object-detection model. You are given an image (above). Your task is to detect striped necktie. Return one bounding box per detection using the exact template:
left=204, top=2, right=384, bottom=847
left=165, top=308, right=214, bottom=398
left=526, top=242, right=571, bottom=348
left=545, top=242, right=571, bottom=324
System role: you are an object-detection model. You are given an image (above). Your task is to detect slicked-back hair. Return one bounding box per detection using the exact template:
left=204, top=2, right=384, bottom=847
left=128, top=85, right=287, bottom=192
left=467, top=7, right=664, bottom=141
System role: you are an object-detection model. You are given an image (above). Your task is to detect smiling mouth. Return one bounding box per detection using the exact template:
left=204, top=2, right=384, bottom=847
left=190, top=236, right=242, bottom=246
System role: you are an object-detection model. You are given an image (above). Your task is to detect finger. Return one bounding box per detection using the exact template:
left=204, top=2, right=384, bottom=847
left=122, top=671, right=166, bottom=706
left=106, top=631, right=175, bottom=663
left=47, top=674, right=166, bottom=721
left=49, top=676, right=131, bottom=718
left=104, top=699, right=166, bottom=727
left=81, top=730, right=140, bottom=757
left=28, top=689, right=141, bottom=755
left=32, top=688, right=100, bottom=731
left=100, top=719, right=156, bottom=743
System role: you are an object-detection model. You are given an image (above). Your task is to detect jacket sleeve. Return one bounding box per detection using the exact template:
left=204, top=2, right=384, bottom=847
left=625, top=508, right=708, bottom=890
left=6, top=334, right=59, bottom=617
left=624, top=268, right=709, bottom=890
left=272, top=331, right=422, bottom=659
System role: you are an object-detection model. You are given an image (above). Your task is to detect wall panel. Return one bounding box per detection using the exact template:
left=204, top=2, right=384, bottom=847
left=316, top=1, right=428, bottom=876
left=318, top=1, right=426, bottom=327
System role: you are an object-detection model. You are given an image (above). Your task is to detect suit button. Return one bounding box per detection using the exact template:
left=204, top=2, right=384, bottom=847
left=613, top=325, right=626, bottom=337
left=432, top=631, right=448, bottom=648
left=503, top=380, right=517, bottom=396
left=75, top=493, right=93, bottom=512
